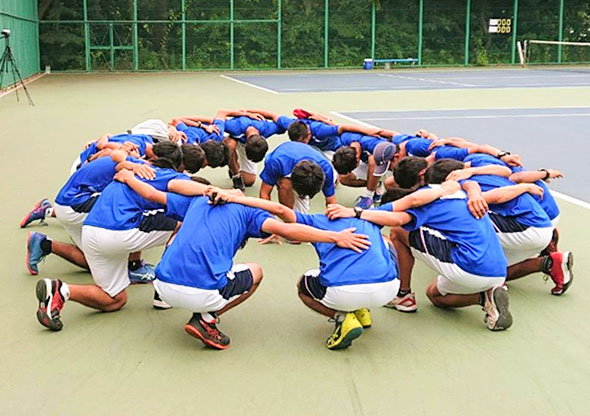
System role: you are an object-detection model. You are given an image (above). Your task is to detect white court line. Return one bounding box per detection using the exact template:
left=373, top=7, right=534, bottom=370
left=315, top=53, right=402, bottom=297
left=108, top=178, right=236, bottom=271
left=0, top=72, right=46, bottom=100
left=362, top=113, right=590, bottom=121
left=331, top=110, right=590, bottom=209
left=280, top=85, right=432, bottom=91
left=378, top=73, right=478, bottom=87
left=220, top=74, right=279, bottom=94
left=341, top=105, right=590, bottom=113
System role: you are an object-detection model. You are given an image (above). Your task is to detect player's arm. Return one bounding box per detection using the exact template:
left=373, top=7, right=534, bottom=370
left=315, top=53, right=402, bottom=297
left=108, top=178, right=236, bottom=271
left=171, top=116, right=214, bottom=127
left=113, top=169, right=167, bottom=205
left=390, top=180, right=461, bottom=211
left=261, top=219, right=370, bottom=253
left=337, top=124, right=381, bottom=137
left=246, top=109, right=281, bottom=121
left=325, top=195, right=337, bottom=206
left=461, top=180, right=488, bottom=219
left=216, top=108, right=263, bottom=121
left=259, top=181, right=273, bottom=200
left=167, top=179, right=211, bottom=197
left=509, top=169, right=563, bottom=184
left=210, top=189, right=297, bottom=223
left=446, top=164, right=512, bottom=181
left=325, top=204, right=413, bottom=228
left=93, top=132, right=112, bottom=150
left=483, top=183, right=544, bottom=204
left=429, top=139, right=522, bottom=167
left=377, top=129, right=401, bottom=140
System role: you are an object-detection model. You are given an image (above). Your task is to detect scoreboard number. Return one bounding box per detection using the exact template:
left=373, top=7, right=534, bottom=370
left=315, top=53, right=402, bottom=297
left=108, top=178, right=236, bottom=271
left=489, top=18, right=512, bottom=34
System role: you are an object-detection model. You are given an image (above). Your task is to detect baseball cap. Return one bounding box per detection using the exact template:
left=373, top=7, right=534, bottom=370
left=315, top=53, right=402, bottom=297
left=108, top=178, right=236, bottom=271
left=373, top=142, right=397, bottom=176
left=293, top=108, right=312, bottom=119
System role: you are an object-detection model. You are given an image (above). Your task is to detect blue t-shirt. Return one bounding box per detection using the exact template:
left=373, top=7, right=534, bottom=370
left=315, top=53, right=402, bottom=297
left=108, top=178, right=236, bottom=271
left=175, top=120, right=225, bottom=144
left=404, top=138, right=469, bottom=160
left=392, top=134, right=418, bottom=146
left=467, top=174, right=552, bottom=228
left=155, top=195, right=272, bottom=290
left=224, top=116, right=285, bottom=143
left=338, top=132, right=386, bottom=164
left=295, top=212, right=397, bottom=287
left=78, top=134, right=153, bottom=167
left=84, top=167, right=189, bottom=231
left=277, top=116, right=341, bottom=151
left=465, top=153, right=560, bottom=220
left=260, top=141, right=336, bottom=197
left=56, top=156, right=143, bottom=208
left=378, top=188, right=507, bottom=277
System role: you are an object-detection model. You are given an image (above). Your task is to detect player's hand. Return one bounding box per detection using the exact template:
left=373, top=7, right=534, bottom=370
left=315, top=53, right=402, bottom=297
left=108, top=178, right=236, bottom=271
left=178, top=131, right=187, bottom=143
left=114, top=169, right=134, bottom=183
left=525, top=184, right=544, bottom=199
left=428, top=139, right=451, bottom=151
left=202, top=124, right=221, bottom=136
left=88, top=148, right=112, bottom=162
left=325, top=204, right=355, bottom=220
left=258, top=234, right=283, bottom=245
left=132, top=163, right=156, bottom=180
left=333, top=228, right=371, bottom=253
left=543, top=169, right=564, bottom=183
left=440, top=180, right=461, bottom=196
left=246, top=112, right=265, bottom=121
left=446, top=168, right=473, bottom=182
left=121, top=141, right=139, bottom=154
left=467, top=192, right=488, bottom=219
left=500, top=154, right=523, bottom=167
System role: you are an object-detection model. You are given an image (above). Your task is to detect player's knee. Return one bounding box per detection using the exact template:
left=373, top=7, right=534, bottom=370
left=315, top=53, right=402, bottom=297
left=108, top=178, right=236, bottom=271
left=103, top=291, right=128, bottom=312
left=246, top=263, right=263, bottom=284
left=425, top=284, right=443, bottom=307
left=243, top=176, right=256, bottom=187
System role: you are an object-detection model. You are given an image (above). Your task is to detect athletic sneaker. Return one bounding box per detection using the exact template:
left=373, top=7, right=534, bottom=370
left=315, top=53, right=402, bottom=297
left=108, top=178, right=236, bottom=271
left=128, top=261, right=156, bottom=284
left=384, top=292, right=417, bottom=312
left=184, top=313, right=230, bottom=350
left=483, top=286, right=512, bottom=331
left=540, top=228, right=560, bottom=256
left=326, top=312, right=363, bottom=350
left=354, top=308, right=372, bottom=328
left=26, top=231, right=47, bottom=276
left=372, top=190, right=384, bottom=206
left=354, top=196, right=373, bottom=210
left=20, top=198, right=52, bottom=228
left=232, top=175, right=246, bottom=191
left=35, top=278, right=66, bottom=331
left=153, top=290, right=172, bottom=310
left=548, top=251, right=574, bottom=296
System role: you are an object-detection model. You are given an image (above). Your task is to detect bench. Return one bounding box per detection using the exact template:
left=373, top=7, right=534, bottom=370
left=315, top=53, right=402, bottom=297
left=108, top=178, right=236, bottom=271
left=364, top=58, right=418, bottom=69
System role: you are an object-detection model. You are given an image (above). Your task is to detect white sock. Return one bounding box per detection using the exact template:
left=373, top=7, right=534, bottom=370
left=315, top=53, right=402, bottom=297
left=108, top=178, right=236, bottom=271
left=201, top=312, right=216, bottom=323
left=362, top=189, right=375, bottom=199
left=334, top=311, right=347, bottom=322
left=46, top=207, right=54, bottom=217
left=59, top=282, right=70, bottom=301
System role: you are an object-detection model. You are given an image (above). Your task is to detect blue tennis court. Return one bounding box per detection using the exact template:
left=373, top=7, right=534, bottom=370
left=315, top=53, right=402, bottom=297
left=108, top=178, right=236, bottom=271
left=336, top=107, right=590, bottom=202
left=227, top=68, right=590, bottom=93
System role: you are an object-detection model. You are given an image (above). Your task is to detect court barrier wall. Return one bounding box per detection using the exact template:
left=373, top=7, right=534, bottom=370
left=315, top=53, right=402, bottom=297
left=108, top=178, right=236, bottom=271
left=38, top=0, right=590, bottom=72
left=0, top=0, right=39, bottom=85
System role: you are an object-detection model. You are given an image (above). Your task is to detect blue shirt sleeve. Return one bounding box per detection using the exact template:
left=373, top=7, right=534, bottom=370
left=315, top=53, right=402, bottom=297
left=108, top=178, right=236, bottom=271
left=259, top=157, right=281, bottom=186
left=404, top=139, right=431, bottom=157
left=401, top=206, right=427, bottom=231
left=433, top=146, right=469, bottom=161
left=212, top=119, right=226, bottom=142
left=321, top=167, right=336, bottom=198
left=175, top=122, right=188, bottom=132
left=295, top=211, right=316, bottom=226
left=373, top=202, right=395, bottom=212
left=166, top=193, right=194, bottom=221
left=277, top=116, right=296, bottom=131
left=245, top=207, right=273, bottom=238
left=309, top=122, right=339, bottom=139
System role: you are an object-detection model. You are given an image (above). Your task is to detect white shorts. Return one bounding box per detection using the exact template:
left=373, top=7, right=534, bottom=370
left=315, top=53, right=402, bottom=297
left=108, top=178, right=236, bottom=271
left=351, top=161, right=369, bottom=182
left=551, top=214, right=560, bottom=228
left=69, top=156, right=82, bottom=176
left=54, top=203, right=88, bottom=248
left=293, top=195, right=311, bottom=214
left=237, top=142, right=258, bottom=175
left=153, top=264, right=253, bottom=313
left=301, top=269, right=400, bottom=312
left=410, top=248, right=505, bottom=295
left=496, top=226, right=553, bottom=266
left=81, top=225, right=172, bottom=297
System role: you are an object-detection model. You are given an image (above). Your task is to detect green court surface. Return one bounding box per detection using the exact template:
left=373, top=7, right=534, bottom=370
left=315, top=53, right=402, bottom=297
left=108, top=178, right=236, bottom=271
left=1, top=70, right=589, bottom=416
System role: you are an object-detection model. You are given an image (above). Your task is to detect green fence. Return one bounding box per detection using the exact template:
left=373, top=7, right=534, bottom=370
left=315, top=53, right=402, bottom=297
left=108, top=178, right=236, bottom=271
left=0, top=0, right=39, bottom=86
left=38, top=0, right=590, bottom=72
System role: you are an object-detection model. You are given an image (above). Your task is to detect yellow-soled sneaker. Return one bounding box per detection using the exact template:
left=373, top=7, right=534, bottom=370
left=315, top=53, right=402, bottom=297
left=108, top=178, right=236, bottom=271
left=326, top=312, right=363, bottom=350
left=354, top=308, right=372, bottom=328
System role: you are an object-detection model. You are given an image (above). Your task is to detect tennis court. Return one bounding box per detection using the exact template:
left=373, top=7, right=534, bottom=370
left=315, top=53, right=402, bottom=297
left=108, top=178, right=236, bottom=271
left=1, top=69, right=589, bottom=415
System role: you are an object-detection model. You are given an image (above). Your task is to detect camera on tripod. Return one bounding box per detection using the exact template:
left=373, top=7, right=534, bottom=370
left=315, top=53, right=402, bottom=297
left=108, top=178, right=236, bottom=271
left=1, top=29, right=10, bottom=38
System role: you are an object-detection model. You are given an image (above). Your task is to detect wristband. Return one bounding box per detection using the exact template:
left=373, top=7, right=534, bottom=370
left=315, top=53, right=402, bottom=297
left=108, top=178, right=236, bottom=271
left=538, top=168, right=550, bottom=180
left=496, top=151, right=511, bottom=159
left=354, top=207, right=363, bottom=219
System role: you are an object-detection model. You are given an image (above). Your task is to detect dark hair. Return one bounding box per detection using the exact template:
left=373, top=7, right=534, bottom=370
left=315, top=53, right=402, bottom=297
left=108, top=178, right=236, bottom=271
left=191, top=176, right=211, bottom=185
left=380, top=188, right=414, bottom=205
left=245, top=134, right=268, bottom=162
left=291, top=160, right=325, bottom=198
left=333, top=146, right=359, bottom=175
left=151, top=142, right=182, bottom=170
left=424, top=159, right=465, bottom=184
left=181, top=144, right=205, bottom=173
left=288, top=120, right=310, bottom=142
left=201, top=140, right=230, bottom=168
left=393, top=156, right=428, bottom=188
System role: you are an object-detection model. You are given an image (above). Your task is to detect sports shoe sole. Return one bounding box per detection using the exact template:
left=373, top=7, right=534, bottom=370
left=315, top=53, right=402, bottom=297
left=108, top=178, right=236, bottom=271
left=488, top=288, right=512, bottom=331
left=20, top=200, right=43, bottom=228
left=327, top=327, right=363, bottom=350
left=35, top=279, right=63, bottom=331
left=552, top=252, right=574, bottom=296
left=184, top=324, right=230, bottom=350
left=383, top=301, right=417, bottom=313
left=26, top=231, right=39, bottom=276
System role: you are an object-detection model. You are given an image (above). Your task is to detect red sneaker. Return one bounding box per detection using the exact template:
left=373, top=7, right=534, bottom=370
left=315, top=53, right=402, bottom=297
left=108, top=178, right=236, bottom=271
left=36, top=279, right=66, bottom=331
left=384, top=292, right=417, bottom=312
left=184, top=313, right=230, bottom=350
left=548, top=251, right=574, bottom=296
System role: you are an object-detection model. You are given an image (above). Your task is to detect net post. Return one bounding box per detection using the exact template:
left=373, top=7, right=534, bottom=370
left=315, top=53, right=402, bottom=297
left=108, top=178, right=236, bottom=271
left=109, top=23, right=114, bottom=70
left=83, top=0, right=90, bottom=71
left=133, top=0, right=138, bottom=70
left=181, top=0, right=186, bottom=70
left=557, top=0, right=564, bottom=63
left=511, top=0, right=519, bottom=64
left=371, top=1, right=376, bottom=60
left=277, top=0, right=282, bottom=69
left=464, top=0, right=471, bottom=66
left=324, top=0, right=329, bottom=68
left=230, top=0, right=234, bottom=70
left=418, top=0, right=423, bottom=65
left=517, top=40, right=525, bottom=67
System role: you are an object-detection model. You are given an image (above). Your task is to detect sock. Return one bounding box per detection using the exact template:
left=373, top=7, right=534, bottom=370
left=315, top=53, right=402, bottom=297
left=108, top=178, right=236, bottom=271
left=478, top=292, right=485, bottom=306
left=201, top=312, right=216, bottom=323
left=232, top=174, right=241, bottom=180
left=362, top=189, right=375, bottom=199
left=128, top=260, right=143, bottom=271
left=40, top=238, right=52, bottom=255
left=334, top=311, right=347, bottom=323
left=397, top=288, right=411, bottom=297
left=46, top=207, right=54, bottom=217
left=59, top=281, right=70, bottom=301
left=541, top=256, right=553, bottom=274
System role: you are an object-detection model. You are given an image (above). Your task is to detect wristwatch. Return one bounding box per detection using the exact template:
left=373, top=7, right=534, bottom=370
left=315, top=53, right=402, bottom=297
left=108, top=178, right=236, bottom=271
left=354, top=207, right=363, bottom=219
left=496, top=151, right=511, bottom=159
left=538, top=168, right=550, bottom=180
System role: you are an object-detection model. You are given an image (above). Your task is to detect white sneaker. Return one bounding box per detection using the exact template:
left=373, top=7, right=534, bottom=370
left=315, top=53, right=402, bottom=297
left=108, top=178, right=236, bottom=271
left=153, top=290, right=172, bottom=310
left=384, top=292, right=417, bottom=312
left=483, top=286, right=512, bottom=331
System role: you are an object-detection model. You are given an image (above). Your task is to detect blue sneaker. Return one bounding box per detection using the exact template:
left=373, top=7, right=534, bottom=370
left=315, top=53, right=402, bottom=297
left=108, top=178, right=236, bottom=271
left=128, top=261, right=156, bottom=284
left=20, top=198, right=52, bottom=228
left=373, top=190, right=383, bottom=206
left=27, top=231, right=48, bottom=275
left=354, top=196, right=373, bottom=210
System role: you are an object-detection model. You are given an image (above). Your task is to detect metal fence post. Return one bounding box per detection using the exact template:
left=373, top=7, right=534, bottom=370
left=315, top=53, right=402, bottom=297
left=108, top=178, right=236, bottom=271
left=324, top=0, right=329, bottom=68
left=557, top=0, right=564, bottom=63
left=418, top=0, right=423, bottom=65
left=182, top=0, right=186, bottom=70
left=464, top=0, right=471, bottom=66
left=511, top=0, right=519, bottom=64
left=133, top=0, right=138, bottom=70
left=83, top=0, right=90, bottom=71
left=277, top=0, right=282, bottom=69
left=109, top=23, right=114, bottom=70
left=230, top=0, right=235, bottom=70
left=371, top=1, right=376, bottom=60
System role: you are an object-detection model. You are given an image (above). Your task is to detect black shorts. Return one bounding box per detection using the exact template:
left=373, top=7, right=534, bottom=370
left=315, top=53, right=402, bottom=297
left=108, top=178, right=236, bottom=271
left=218, top=266, right=253, bottom=300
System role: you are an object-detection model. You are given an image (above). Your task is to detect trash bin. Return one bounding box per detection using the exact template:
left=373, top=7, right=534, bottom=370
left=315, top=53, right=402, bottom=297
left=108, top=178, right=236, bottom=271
left=363, top=58, right=373, bottom=70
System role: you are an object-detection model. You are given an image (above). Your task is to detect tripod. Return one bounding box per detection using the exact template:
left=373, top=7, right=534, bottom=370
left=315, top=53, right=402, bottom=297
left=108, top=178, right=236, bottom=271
left=0, top=33, right=34, bottom=106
